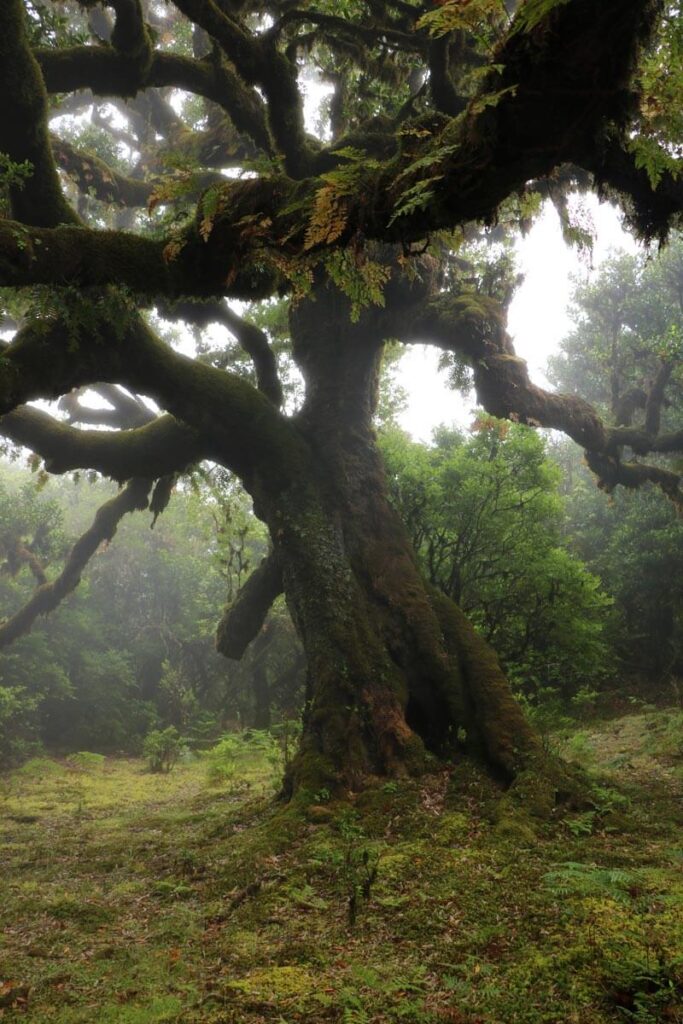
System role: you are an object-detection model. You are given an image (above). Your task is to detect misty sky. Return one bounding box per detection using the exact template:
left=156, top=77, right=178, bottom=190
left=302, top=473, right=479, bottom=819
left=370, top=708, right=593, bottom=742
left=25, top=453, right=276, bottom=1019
left=397, top=199, right=639, bottom=441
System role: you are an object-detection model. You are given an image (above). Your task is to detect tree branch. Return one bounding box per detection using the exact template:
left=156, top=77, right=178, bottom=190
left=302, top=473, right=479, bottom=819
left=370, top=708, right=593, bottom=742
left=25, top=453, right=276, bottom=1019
left=0, top=478, right=151, bottom=649
left=37, top=48, right=273, bottom=157
left=52, top=136, right=154, bottom=207
left=0, top=0, right=78, bottom=227
left=2, top=0, right=669, bottom=302
left=170, top=0, right=312, bottom=176
left=0, top=313, right=309, bottom=487
left=160, top=299, right=284, bottom=406
left=393, top=288, right=683, bottom=511
left=0, top=407, right=203, bottom=480
left=216, top=551, right=283, bottom=659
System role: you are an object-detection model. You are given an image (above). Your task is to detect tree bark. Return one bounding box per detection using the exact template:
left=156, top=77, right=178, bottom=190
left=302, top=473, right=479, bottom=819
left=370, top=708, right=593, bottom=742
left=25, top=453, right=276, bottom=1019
left=248, top=282, right=543, bottom=798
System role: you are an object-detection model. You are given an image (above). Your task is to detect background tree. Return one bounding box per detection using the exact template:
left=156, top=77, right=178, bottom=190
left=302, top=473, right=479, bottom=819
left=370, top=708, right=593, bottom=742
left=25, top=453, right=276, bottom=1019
left=547, top=241, right=683, bottom=692
left=0, top=467, right=304, bottom=764
left=381, top=420, right=612, bottom=703
left=0, top=0, right=681, bottom=797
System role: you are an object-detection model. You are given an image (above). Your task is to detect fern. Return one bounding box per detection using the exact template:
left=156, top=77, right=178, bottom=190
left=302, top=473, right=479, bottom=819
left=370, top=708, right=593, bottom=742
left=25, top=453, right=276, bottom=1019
left=416, top=0, right=508, bottom=40
left=512, top=0, right=571, bottom=34
left=197, top=182, right=225, bottom=242
left=628, top=136, right=682, bottom=191
left=543, top=862, right=636, bottom=902
left=324, top=250, right=391, bottom=321
left=388, top=176, right=444, bottom=227
left=304, top=185, right=350, bottom=249
left=303, top=149, right=379, bottom=251
left=342, top=1007, right=370, bottom=1024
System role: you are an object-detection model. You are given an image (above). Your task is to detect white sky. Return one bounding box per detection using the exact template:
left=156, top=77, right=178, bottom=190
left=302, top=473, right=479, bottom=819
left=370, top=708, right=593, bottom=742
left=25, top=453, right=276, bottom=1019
left=396, top=199, right=639, bottom=441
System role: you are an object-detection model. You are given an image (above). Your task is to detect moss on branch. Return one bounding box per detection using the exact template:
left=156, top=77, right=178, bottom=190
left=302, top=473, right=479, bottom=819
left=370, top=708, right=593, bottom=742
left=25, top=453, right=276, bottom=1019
left=0, top=408, right=203, bottom=480
left=216, top=552, right=283, bottom=659
left=0, top=0, right=78, bottom=227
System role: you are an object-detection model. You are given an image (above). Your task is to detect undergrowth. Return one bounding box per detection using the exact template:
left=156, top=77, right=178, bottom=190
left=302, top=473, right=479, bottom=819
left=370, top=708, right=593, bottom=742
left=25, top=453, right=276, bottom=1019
left=0, top=711, right=681, bottom=1023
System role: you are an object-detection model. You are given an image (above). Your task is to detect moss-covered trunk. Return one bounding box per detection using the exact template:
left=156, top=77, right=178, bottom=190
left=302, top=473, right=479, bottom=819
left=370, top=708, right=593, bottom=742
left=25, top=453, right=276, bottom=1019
left=249, top=284, right=543, bottom=798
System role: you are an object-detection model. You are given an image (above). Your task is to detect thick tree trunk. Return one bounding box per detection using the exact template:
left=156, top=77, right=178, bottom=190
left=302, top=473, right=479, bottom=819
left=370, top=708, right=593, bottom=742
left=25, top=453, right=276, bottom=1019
left=249, top=283, right=544, bottom=799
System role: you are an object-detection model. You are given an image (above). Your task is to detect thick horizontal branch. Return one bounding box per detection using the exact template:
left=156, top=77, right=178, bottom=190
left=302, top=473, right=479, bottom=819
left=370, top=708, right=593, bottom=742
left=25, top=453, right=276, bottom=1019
left=0, top=478, right=151, bottom=649
left=397, top=292, right=608, bottom=449
left=216, top=551, right=283, bottom=659
left=586, top=450, right=683, bottom=514
left=606, top=425, right=683, bottom=456
left=0, top=218, right=278, bottom=299
left=0, top=407, right=203, bottom=480
left=0, top=313, right=310, bottom=488
left=392, top=287, right=682, bottom=510
left=37, top=47, right=273, bottom=156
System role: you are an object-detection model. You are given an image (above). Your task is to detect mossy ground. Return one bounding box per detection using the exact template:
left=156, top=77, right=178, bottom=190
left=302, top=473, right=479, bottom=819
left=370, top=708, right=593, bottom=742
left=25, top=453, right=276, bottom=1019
left=1, top=710, right=682, bottom=1023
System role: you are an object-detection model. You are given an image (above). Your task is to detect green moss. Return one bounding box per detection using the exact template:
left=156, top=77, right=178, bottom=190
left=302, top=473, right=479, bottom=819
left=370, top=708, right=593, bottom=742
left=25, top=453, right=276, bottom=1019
left=493, top=813, right=539, bottom=845
left=226, top=964, right=318, bottom=1004
left=2, top=714, right=682, bottom=1024
left=437, top=810, right=472, bottom=843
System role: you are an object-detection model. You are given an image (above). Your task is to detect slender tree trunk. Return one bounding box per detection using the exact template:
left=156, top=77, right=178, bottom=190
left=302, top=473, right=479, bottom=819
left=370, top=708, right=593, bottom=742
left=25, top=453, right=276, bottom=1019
left=250, top=285, right=545, bottom=798
left=252, top=665, right=271, bottom=730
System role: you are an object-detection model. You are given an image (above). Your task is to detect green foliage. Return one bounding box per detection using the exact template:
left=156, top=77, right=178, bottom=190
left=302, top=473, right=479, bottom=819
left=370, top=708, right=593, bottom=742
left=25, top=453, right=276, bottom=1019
left=0, top=153, right=33, bottom=199
left=512, top=0, right=571, bottom=33
left=416, top=0, right=508, bottom=52
left=0, top=467, right=301, bottom=764
left=143, top=725, right=183, bottom=773
left=629, top=134, right=682, bottom=191
left=205, top=729, right=282, bottom=790
left=548, top=238, right=683, bottom=418
left=381, top=419, right=612, bottom=698
left=545, top=239, right=683, bottom=691
left=324, top=249, right=391, bottom=322
left=551, top=442, right=683, bottom=687
left=543, top=861, right=636, bottom=902
left=634, top=2, right=683, bottom=178
left=24, top=0, right=89, bottom=45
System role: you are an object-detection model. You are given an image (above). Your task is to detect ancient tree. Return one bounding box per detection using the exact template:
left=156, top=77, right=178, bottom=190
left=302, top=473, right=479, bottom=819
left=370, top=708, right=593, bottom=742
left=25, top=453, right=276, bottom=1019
left=0, top=0, right=681, bottom=796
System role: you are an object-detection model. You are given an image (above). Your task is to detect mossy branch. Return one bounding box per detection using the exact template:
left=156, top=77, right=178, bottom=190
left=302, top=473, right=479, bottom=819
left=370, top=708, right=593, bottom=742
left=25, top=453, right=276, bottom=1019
left=159, top=299, right=284, bottom=406
left=394, top=289, right=683, bottom=511
left=0, top=407, right=203, bottom=480
left=0, top=314, right=309, bottom=489
left=37, top=48, right=273, bottom=156
left=2, top=0, right=672, bottom=299
left=216, top=551, right=283, bottom=659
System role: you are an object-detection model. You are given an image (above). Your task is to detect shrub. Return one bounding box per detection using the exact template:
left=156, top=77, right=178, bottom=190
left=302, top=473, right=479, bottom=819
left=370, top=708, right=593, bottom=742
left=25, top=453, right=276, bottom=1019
left=143, top=726, right=183, bottom=773
left=205, top=729, right=281, bottom=790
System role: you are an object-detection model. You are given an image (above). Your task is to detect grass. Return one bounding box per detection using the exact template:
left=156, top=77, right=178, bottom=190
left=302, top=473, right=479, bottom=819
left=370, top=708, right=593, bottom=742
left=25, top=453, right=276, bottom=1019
left=0, top=712, right=682, bottom=1023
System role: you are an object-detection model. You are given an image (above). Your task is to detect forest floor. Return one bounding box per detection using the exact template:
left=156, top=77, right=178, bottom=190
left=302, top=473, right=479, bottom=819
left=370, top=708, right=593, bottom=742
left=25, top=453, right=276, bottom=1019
left=0, top=709, right=682, bottom=1024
